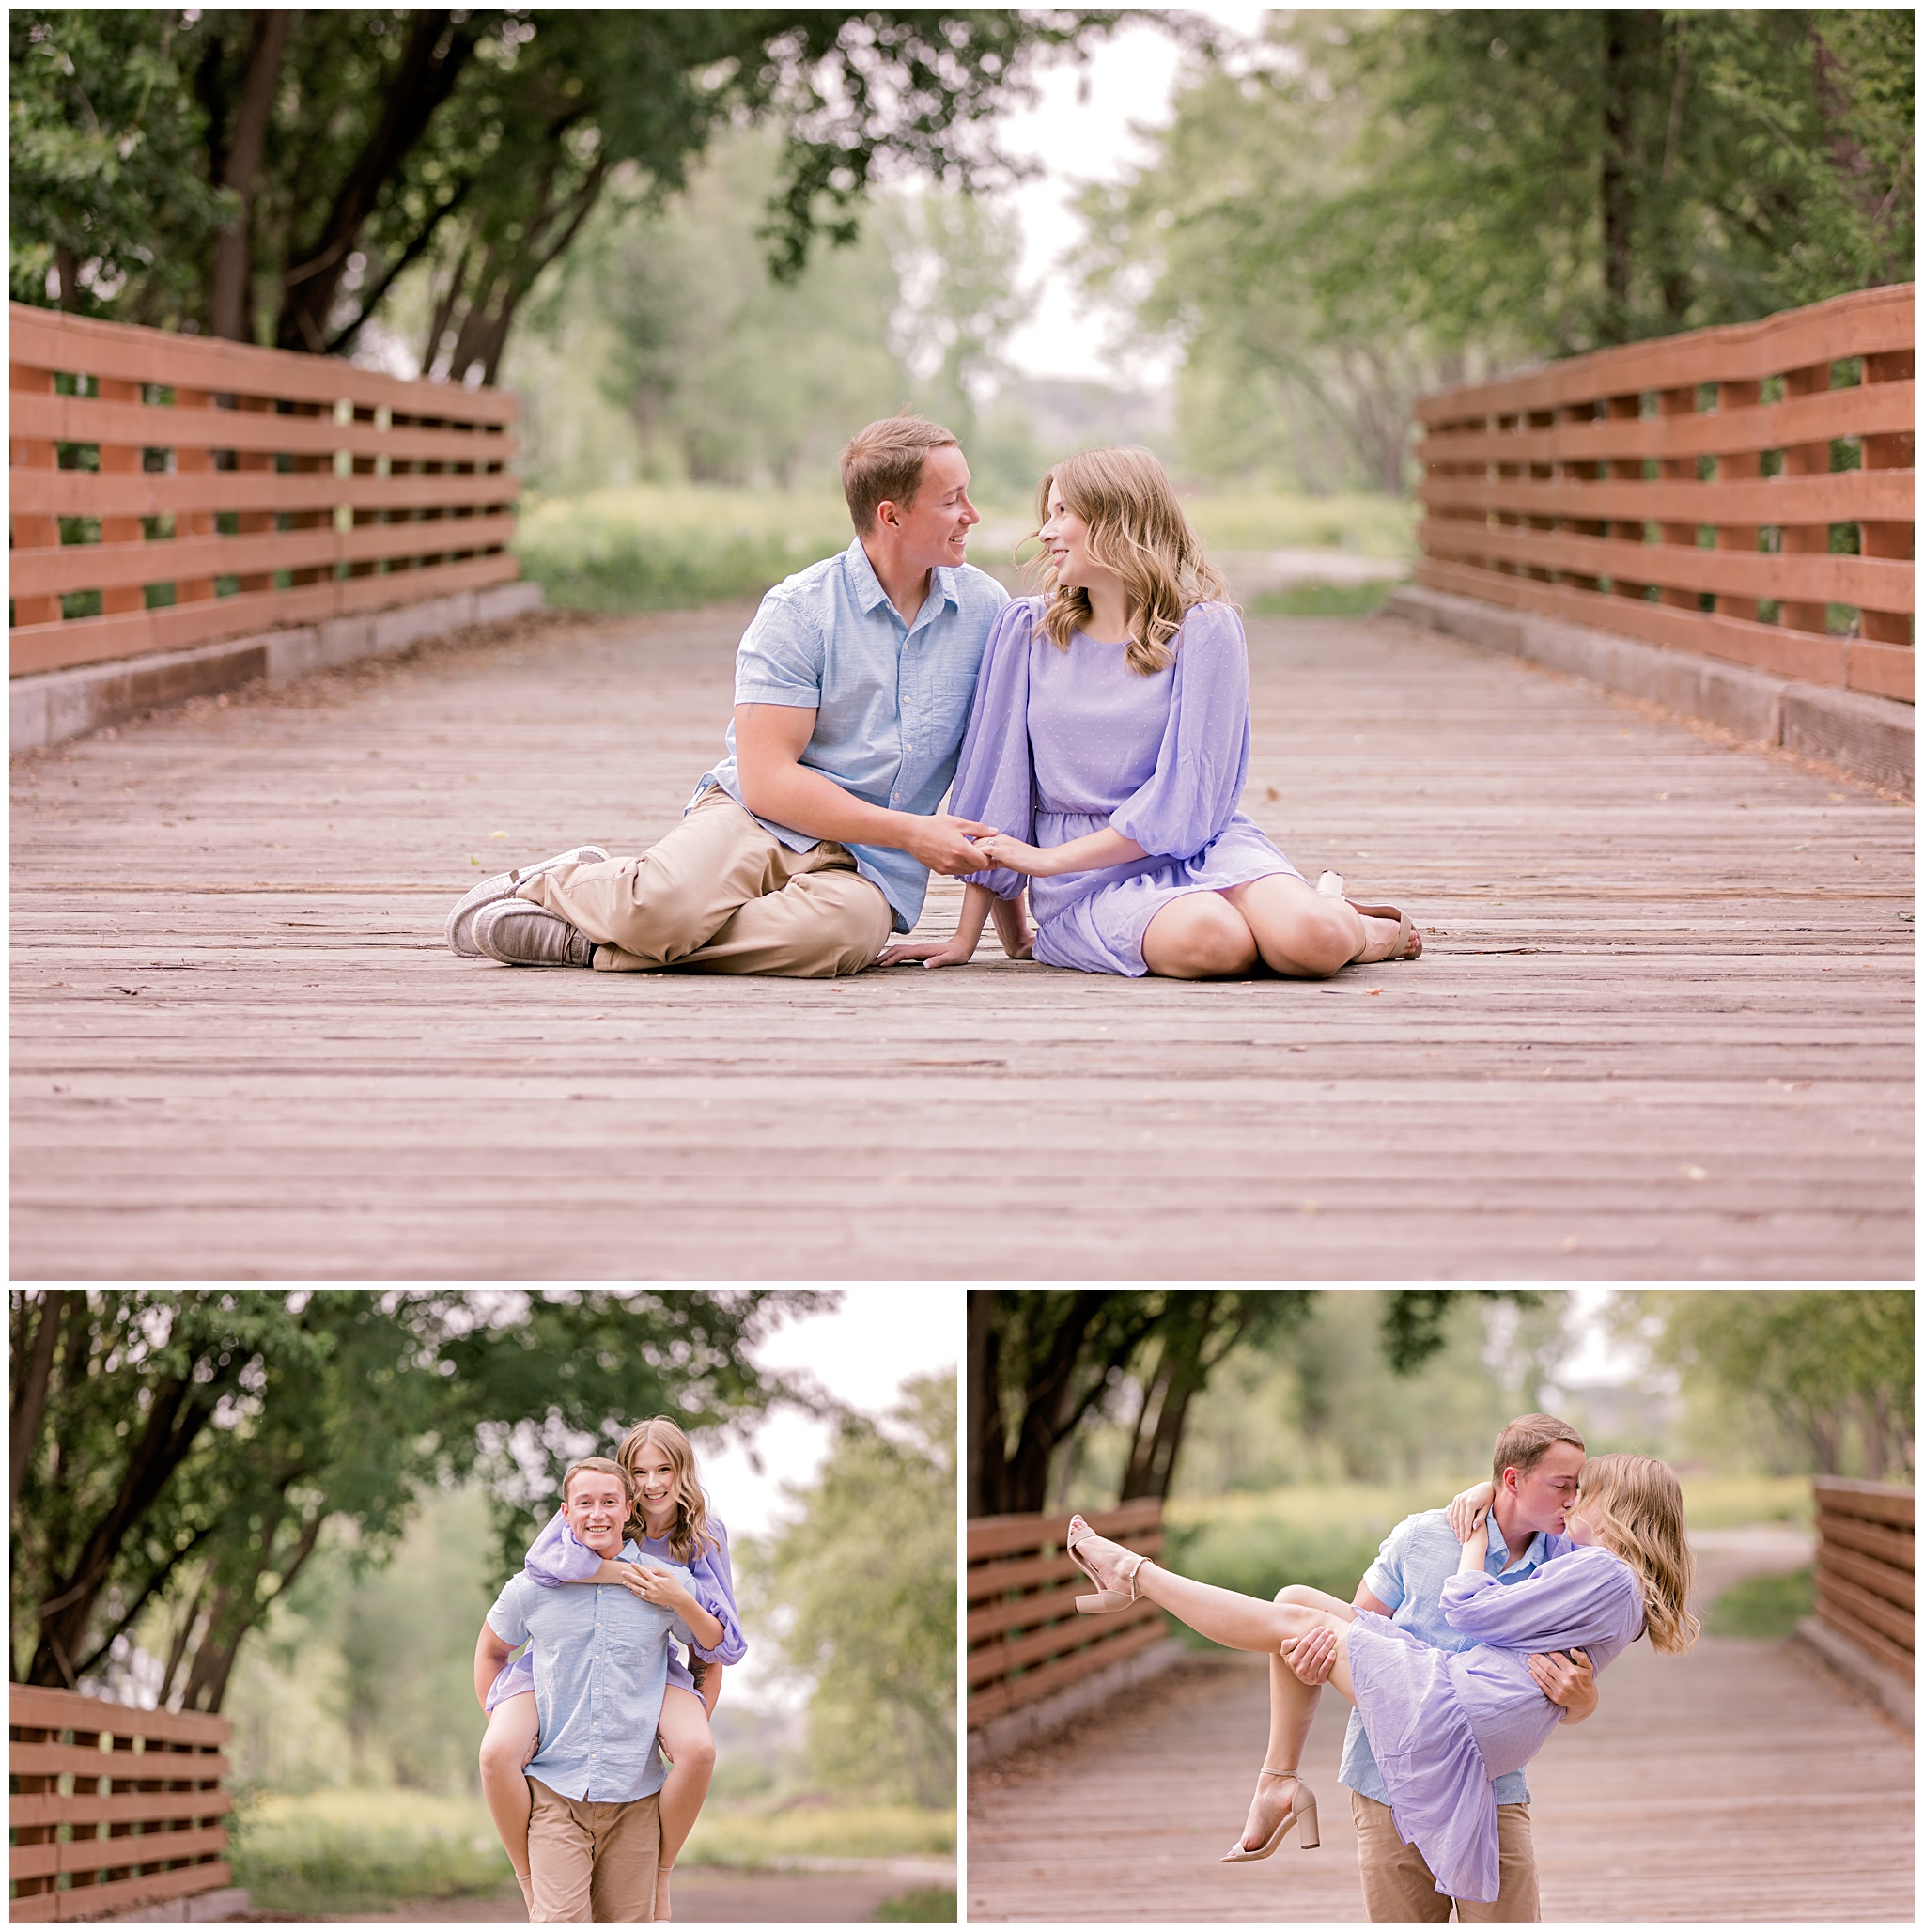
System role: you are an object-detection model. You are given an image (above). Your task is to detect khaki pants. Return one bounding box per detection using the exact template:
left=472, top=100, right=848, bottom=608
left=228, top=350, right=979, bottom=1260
left=1350, top=1791, right=1539, bottom=1922
left=516, top=787, right=892, bottom=978
left=526, top=1779, right=659, bottom=1923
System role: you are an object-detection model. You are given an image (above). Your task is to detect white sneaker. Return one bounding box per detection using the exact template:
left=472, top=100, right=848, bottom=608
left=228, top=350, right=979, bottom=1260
left=444, top=846, right=609, bottom=957
left=472, top=898, right=597, bottom=968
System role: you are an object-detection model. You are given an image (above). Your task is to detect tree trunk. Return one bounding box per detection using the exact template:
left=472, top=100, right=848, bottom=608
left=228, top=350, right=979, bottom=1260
left=967, top=1291, right=1001, bottom=1519
left=157, top=1575, right=209, bottom=1710
left=178, top=1506, right=326, bottom=1714
left=275, top=11, right=476, bottom=354
left=209, top=10, right=295, bottom=343
left=1599, top=14, right=1642, bottom=343
left=10, top=1291, right=69, bottom=1514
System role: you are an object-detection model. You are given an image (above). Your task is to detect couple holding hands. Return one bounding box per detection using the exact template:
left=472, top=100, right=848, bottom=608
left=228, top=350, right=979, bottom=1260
left=444, top=414, right=1423, bottom=983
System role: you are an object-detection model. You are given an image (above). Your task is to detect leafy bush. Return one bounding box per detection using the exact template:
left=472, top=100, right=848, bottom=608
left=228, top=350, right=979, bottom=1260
left=873, top=1883, right=958, bottom=1920
left=682, top=1802, right=954, bottom=1868
left=1181, top=491, right=1417, bottom=560
left=1247, top=582, right=1397, bottom=618
left=1703, top=1566, right=1814, bottom=1640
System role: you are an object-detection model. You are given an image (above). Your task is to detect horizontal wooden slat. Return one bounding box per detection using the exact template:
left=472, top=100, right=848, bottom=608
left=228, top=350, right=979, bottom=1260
left=1419, top=517, right=1914, bottom=611
left=10, top=468, right=517, bottom=519
left=1814, top=1564, right=1915, bottom=1651
left=969, top=1595, right=1165, bottom=1684
left=10, top=391, right=513, bottom=463
left=20, top=1822, right=228, bottom=1883
left=1420, top=470, right=1916, bottom=526
left=47, top=1858, right=231, bottom=1922
left=1411, top=556, right=1867, bottom=688
left=10, top=1787, right=233, bottom=1830
left=1813, top=1478, right=1916, bottom=1528
left=8, top=1689, right=231, bottom=1746
left=12, top=512, right=517, bottom=598
left=967, top=1499, right=1165, bottom=1563
left=1815, top=1509, right=1916, bottom=1568
left=10, top=551, right=518, bottom=676
left=1847, top=640, right=1916, bottom=701
left=1812, top=1600, right=1915, bottom=1683
left=1420, top=380, right=1915, bottom=467
left=11, top=303, right=515, bottom=423
left=966, top=1615, right=1169, bottom=1728
left=8, top=1742, right=230, bottom=1782
left=1817, top=1541, right=1914, bottom=1611
left=1417, top=284, right=1914, bottom=422
left=967, top=1560, right=1167, bottom=1645
left=968, top=1531, right=1166, bottom=1603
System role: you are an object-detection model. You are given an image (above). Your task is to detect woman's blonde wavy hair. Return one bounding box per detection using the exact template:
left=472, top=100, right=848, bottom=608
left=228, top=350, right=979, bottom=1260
left=616, top=1416, right=719, bottom=1566
left=1574, top=1452, right=1699, bottom=1656
left=1031, top=446, right=1229, bottom=676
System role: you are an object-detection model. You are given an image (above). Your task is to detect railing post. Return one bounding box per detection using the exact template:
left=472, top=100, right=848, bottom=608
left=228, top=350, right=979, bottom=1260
left=1656, top=385, right=1699, bottom=609
left=96, top=376, right=146, bottom=617
left=1777, top=362, right=1834, bottom=635
left=1715, top=379, right=1762, bottom=620
left=9, top=363, right=61, bottom=627
left=172, top=388, right=218, bottom=609
left=1857, top=348, right=1915, bottom=647
left=1606, top=392, right=1649, bottom=601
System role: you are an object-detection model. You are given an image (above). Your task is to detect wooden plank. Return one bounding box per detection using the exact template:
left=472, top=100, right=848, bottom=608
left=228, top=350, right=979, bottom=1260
left=9, top=1788, right=233, bottom=1829
left=1415, top=283, right=1914, bottom=422
left=970, top=1597, right=1165, bottom=1682
left=11, top=468, right=516, bottom=519
left=49, top=1859, right=231, bottom=1922
left=8, top=1741, right=231, bottom=1782
left=1848, top=643, right=1916, bottom=704
left=968, top=1500, right=1166, bottom=1561
left=9, top=302, right=515, bottom=423
left=1419, top=379, right=1914, bottom=466
left=1814, top=1565, right=1915, bottom=1650
left=1419, top=518, right=1912, bottom=611
left=35, top=1823, right=227, bottom=1882
left=1412, top=558, right=1856, bottom=687
left=970, top=1542, right=1166, bottom=1602
left=8, top=1688, right=231, bottom=1744
left=1817, top=1541, right=1913, bottom=1611
left=1812, top=1600, right=1914, bottom=1681
left=1815, top=1510, right=1914, bottom=1568
left=8, top=603, right=1912, bottom=1283
left=1813, top=1478, right=1915, bottom=1527
left=1418, top=471, right=1916, bottom=525
left=968, top=1616, right=1171, bottom=1728
left=8, top=390, right=513, bottom=464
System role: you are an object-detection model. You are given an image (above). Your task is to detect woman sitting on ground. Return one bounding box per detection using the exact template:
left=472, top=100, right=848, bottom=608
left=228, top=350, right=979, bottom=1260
left=1063, top=1452, right=1698, bottom=1905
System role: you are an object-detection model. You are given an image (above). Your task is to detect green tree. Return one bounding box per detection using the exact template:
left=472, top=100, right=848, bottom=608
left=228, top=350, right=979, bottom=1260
left=1612, top=1289, right=1913, bottom=1481
left=10, top=9, right=1121, bottom=381
left=751, top=1373, right=956, bottom=1806
left=10, top=1289, right=828, bottom=1704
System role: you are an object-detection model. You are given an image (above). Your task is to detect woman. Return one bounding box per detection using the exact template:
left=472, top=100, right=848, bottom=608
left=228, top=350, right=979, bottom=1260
left=478, top=1418, right=744, bottom=1921
left=1063, top=1453, right=1698, bottom=1905
left=881, top=446, right=1421, bottom=978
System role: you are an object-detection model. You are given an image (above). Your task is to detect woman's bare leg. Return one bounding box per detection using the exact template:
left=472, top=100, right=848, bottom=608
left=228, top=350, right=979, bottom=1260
left=1222, top=875, right=1409, bottom=975
left=653, top=1687, right=716, bottom=1921
left=1140, top=892, right=1260, bottom=978
left=1243, top=1584, right=1359, bottom=1852
left=477, top=1691, right=540, bottom=1897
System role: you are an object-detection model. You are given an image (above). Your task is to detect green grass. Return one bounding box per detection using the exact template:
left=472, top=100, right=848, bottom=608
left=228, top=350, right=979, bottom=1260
left=1676, top=1474, right=1813, bottom=1528
left=873, top=1884, right=957, bottom=1920
left=682, top=1802, right=954, bottom=1869
left=1181, top=490, right=1417, bottom=560
left=227, top=1790, right=513, bottom=1916
left=1703, top=1566, right=1814, bottom=1639
left=1247, top=581, right=1398, bottom=618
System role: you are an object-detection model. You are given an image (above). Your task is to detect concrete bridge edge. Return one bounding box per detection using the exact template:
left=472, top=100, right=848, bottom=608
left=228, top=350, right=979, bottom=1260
left=10, top=581, right=547, bottom=757
left=1387, top=584, right=1914, bottom=799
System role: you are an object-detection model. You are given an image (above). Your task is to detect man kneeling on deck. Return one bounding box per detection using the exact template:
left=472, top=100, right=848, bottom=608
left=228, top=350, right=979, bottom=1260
left=445, top=413, right=1026, bottom=977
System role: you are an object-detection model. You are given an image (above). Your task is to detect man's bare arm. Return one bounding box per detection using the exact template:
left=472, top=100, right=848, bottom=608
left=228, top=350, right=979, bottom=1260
left=733, top=704, right=993, bottom=875
left=474, top=1622, right=514, bottom=1712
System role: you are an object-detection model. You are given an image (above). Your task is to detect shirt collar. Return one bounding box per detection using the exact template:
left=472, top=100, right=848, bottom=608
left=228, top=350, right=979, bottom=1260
left=846, top=537, right=957, bottom=622
left=1486, top=1519, right=1544, bottom=1574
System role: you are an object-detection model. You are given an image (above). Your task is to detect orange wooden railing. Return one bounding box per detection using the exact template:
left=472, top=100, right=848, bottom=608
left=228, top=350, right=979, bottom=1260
left=9, top=303, right=520, bottom=679
left=967, top=1499, right=1168, bottom=1730
left=1414, top=283, right=1914, bottom=703
left=1812, top=1475, right=1913, bottom=1686
left=9, top=1686, right=233, bottom=1922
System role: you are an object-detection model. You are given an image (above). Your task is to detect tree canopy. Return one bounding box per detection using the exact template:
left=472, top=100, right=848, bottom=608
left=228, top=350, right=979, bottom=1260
left=9, top=1288, right=827, bottom=1707
left=1083, top=9, right=1915, bottom=491
left=10, top=8, right=1120, bottom=381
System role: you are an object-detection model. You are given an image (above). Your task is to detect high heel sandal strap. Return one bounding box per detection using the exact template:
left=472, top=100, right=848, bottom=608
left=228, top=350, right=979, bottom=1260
left=1258, top=1767, right=1299, bottom=1778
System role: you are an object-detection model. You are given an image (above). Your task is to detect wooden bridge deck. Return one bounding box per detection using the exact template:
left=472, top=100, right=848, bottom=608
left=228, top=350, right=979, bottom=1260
left=10, top=601, right=1913, bottom=1279
left=966, top=1536, right=1914, bottom=1922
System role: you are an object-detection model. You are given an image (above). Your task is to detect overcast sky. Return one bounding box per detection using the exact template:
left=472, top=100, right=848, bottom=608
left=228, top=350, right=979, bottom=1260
left=995, top=5, right=1270, bottom=385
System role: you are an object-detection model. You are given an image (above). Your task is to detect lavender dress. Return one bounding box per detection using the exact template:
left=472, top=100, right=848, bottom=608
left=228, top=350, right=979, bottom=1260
left=1347, top=1543, right=1647, bottom=1904
left=483, top=1509, right=747, bottom=1712
left=950, top=598, right=1303, bottom=975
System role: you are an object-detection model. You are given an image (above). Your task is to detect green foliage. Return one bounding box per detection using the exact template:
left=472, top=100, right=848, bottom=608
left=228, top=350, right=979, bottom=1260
left=1674, top=1475, right=1812, bottom=1530
left=1611, top=1290, right=1913, bottom=1480
left=683, top=1801, right=955, bottom=1867
left=1247, top=582, right=1395, bottom=619
left=1180, top=491, right=1417, bottom=560
left=1703, top=1566, right=1815, bottom=1640
left=874, top=1884, right=959, bottom=1921
left=516, top=486, right=857, bottom=611
left=746, top=1373, right=956, bottom=1807
left=226, top=1789, right=512, bottom=1917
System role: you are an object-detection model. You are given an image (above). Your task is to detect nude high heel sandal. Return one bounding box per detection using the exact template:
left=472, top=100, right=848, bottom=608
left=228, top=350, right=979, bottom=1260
left=1219, top=1768, right=1319, bottom=1862
left=1064, top=1513, right=1146, bottom=1613
left=1318, top=870, right=1420, bottom=962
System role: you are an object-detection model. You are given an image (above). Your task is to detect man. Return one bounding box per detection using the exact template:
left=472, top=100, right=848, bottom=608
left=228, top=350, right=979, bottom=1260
left=1280, top=1414, right=1598, bottom=1923
left=447, top=413, right=1025, bottom=975
left=475, top=1458, right=694, bottom=1923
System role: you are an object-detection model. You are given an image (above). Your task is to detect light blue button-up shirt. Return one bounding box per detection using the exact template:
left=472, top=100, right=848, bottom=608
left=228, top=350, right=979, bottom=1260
left=487, top=1540, right=694, bottom=1804
left=695, top=537, right=1009, bottom=932
left=1338, top=1509, right=1574, bottom=1807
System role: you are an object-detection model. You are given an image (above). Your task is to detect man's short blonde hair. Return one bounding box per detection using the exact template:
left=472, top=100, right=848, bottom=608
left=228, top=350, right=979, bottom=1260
left=561, top=1456, right=630, bottom=1504
left=839, top=413, right=959, bottom=531
left=1490, top=1413, right=1586, bottom=1490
